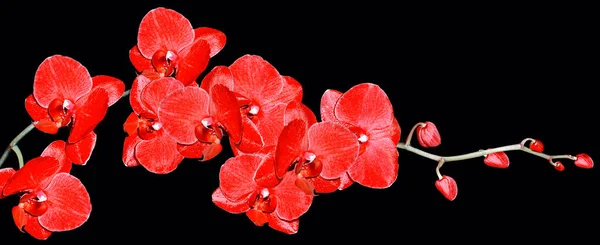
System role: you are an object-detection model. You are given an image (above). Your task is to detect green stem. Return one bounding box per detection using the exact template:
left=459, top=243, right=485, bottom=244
left=121, top=89, right=130, bottom=98
left=0, top=123, right=35, bottom=168
left=13, top=145, right=24, bottom=169
left=404, top=122, right=426, bottom=147
left=396, top=139, right=577, bottom=167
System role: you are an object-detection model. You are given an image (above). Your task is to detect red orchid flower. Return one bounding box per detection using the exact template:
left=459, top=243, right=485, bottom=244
left=25, top=55, right=125, bottom=145
left=122, top=75, right=186, bottom=174
left=212, top=153, right=313, bottom=234
left=2, top=156, right=91, bottom=240
left=201, top=55, right=303, bottom=154
left=320, top=84, right=401, bottom=189
left=157, top=73, right=242, bottom=161
left=273, top=99, right=357, bottom=194
left=225, top=75, right=304, bottom=157
left=129, top=7, right=226, bottom=85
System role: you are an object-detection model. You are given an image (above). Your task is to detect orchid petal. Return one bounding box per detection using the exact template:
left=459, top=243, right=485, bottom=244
left=235, top=117, right=264, bottom=153
left=33, top=119, right=59, bottom=134
left=274, top=76, right=303, bottom=104
left=212, top=188, right=250, bottom=214
left=176, top=39, right=211, bottom=85
left=194, top=27, right=226, bottom=57
left=199, top=66, right=234, bottom=92
left=141, top=77, right=184, bottom=114
left=229, top=55, right=284, bottom=104
left=275, top=119, right=307, bottom=178
left=255, top=103, right=287, bottom=147
left=20, top=209, right=52, bottom=240
left=219, top=154, right=261, bottom=202
left=211, top=84, right=242, bottom=144
left=177, top=142, right=207, bottom=159
left=254, top=153, right=280, bottom=188
left=135, top=133, right=184, bottom=174
left=123, top=112, right=139, bottom=137
left=130, top=75, right=153, bottom=115
left=0, top=168, right=16, bottom=198
left=308, top=122, right=359, bottom=179
left=158, top=86, right=210, bottom=144
left=309, top=176, right=341, bottom=194
left=284, top=101, right=317, bottom=127
left=122, top=133, right=142, bottom=167
left=65, top=131, right=97, bottom=165
left=40, top=141, right=71, bottom=173
left=129, top=45, right=153, bottom=72
left=338, top=172, right=354, bottom=190
left=38, top=173, right=91, bottom=232
left=137, top=7, right=194, bottom=58
left=348, top=138, right=399, bottom=189
left=91, top=75, right=125, bottom=106
left=68, top=89, right=109, bottom=143
left=247, top=210, right=269, bottom=226
left=25, top=94, right=48, bottom=121
left=273, top=172, right=313, bottom=221
left=320, top=89, right=342, bottom=122
left=3, top=157, right=62, bottom=196
left=267, top=214, right=299, bottom=235
left=33, top=55, right=92, bottom=107
left=334, top=83, right=393, bottom=131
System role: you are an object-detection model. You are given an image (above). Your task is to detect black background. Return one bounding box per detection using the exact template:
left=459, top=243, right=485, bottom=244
left=2, top=2, right=597, bottom=243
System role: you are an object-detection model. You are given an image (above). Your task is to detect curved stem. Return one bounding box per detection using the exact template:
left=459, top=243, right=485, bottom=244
left=404, top=122, right=426, bottom=147
left=13, top=145, right=24, bottom=169
left=397, top=140, right=576, bottom=166
left=0, top=123, right=36, bottom=168
left=121, top=89, right=130, bottom=98
left=435, top=159, right=444, bottom=179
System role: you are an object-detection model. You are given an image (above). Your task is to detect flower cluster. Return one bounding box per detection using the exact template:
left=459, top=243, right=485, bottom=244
left=120, top=8, right=400, bottom=234
left=1, top=54, right=125, bottom=239
left=0, top=7, right=593, bottom=240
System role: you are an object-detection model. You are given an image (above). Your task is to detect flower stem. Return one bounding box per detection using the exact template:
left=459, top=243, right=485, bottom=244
left=404, top=122, right=425, bottom=147
left=13, top=145, right=24, bottom=169
left=121, top=89, right=131, bottom=98
left=435, top=159, right=444, bottom=179
left=396, top=139, right=576, bottom=167
left=0, top=123, right=36, bottom=168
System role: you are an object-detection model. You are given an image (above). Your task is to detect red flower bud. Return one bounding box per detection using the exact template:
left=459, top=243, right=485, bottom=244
left=529, top=139, right=544, bottom=153
left=484, top=151, right=510, bottom=168
left=416, top=121, right=441, bottom=148
left=554, top=161, right=565, bottom=171
left=574, top=154, right=593, bottom=169
left=435, top=175, right=457, bottom=201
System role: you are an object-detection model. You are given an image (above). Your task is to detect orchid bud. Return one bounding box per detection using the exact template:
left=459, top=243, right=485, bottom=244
left=435, top=175, right=457, bottom=201
left=484, top=151, right=510, bottom=168
left=574, top=154, right=593, bottom=169
left=529, top=139, right=544, bottom=153
left=554, top=161, right=565, bottom=171
left=416, top=121, right=441, bottom=148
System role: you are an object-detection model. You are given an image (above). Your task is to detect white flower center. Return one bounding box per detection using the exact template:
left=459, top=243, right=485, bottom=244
left=358, top=134, right=368, bottom=143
